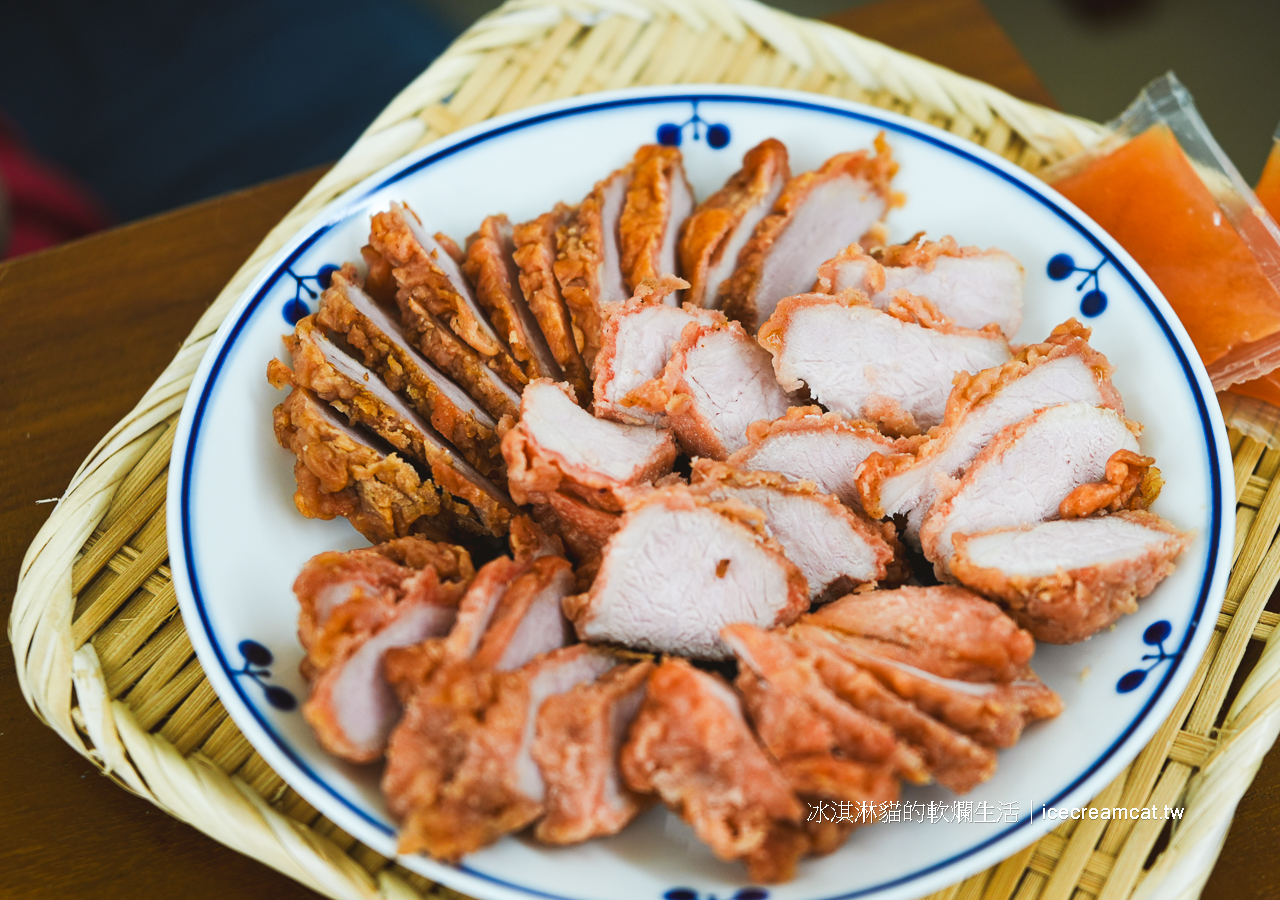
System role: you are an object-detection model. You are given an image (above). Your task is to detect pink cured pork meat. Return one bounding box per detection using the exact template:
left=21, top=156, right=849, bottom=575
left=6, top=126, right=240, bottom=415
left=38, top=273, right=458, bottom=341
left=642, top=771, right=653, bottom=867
left=727, top=406, right=911, bottom=511
left=679, top=138, right=791, bottom=309
left=592, top=275, right=725, bottom=425
left=950, top=512, right=1192, bottom=643
left=919, top=402, right=1144, bottom=576
left=815, top=237, right=1024, bottom=337
left=564, top=484, right=809, bottom=659
left=644, top=318, right=793, bottom=459
left=760, top=292, right=1011, bottom=436
left=720, top=137, right=899, bottom=333
left=857, top=319, right=1124, bottom=543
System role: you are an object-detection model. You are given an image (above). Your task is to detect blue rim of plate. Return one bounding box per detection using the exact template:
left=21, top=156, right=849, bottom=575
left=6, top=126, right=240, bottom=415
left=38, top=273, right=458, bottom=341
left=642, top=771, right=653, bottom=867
left=169, top=86, right=1230, bottom=900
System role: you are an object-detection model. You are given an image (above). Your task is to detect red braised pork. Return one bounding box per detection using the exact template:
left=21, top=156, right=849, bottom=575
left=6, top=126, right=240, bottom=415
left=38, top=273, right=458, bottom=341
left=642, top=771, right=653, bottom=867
left=679, top=138, right=790, bottom=309
left=950, top=512, right=1192, bottom=643
left=720, top=137, right=899, bottom=333
left=760, top=291, right=1011, bottom=436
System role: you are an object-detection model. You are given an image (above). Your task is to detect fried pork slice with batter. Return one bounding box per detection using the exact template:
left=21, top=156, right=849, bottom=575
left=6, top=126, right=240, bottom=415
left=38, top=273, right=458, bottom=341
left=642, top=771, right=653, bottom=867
left=815, top=236, right=1024, bottom=337
left=724, top=624, right=925, bottom=782
left=858, top=319, right=1124, bottom=544
left=800, top=635, right=997, bottom=793
left=950, top=512, right=1192, bottom=644
left=316, top=266, right=503, bottom=475
left=619, top=145, right=695, bottom=298
left=369, top=202, right=526, bottom=388
left=514, top=204, right=592, bottom=402
left=761, top=291, right=1012, bottom=436
left=645, top=318, right=792, bottom=459
left=555, top=162, right=634, bottom=370
left=802, top=586, right=1036, bottom=683
left=691, top=460, right=898, bottom=602
left=502, top=379, right=678, bottom=512
left=471, top=555, right=577, bottom=670
left=295, top=538, right=473, bottom=762
left=592, top=276, right=725, bottom=425
left=385, top=644, right=618, bottom=861
left=270, top=385, right=448, bottom=542
left=679, top=138, right=790, bottom=309
left=533, top=659, right=656, bottom=844
left=919, top=402, right=1145, bottom=575
left=792, top=624, right=1062, bottom=749
left=720, top=136, right=899, bottom=332
left=620, top=659, right=805, bottom=883
left=727, top=407, right=909, bottom=510
left=283, top=317, right=518, bottom=534
left=563, top=485, right=808, bottom=659
left=465, top=214, right=563, bottom=382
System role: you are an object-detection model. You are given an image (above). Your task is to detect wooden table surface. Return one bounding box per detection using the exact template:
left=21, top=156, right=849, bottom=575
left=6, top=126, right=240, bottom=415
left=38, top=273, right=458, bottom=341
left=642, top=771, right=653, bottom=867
left=1, top=1, right=1273, bottom=898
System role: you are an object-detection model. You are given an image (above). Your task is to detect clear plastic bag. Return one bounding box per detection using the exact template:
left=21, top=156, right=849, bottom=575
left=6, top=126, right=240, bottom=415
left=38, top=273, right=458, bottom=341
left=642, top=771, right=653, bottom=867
left=1043, top=73, right=1280, bottom=444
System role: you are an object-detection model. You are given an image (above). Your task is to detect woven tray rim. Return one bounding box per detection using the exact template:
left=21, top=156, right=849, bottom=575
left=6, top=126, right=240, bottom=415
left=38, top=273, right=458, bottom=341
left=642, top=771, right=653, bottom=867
left=11, top=2, right=1279, bottom=899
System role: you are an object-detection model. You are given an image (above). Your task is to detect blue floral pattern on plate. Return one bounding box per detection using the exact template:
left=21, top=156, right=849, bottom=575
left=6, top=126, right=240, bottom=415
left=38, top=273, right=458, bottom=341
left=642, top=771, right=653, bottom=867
left=282, top=263, right=339, bottom=324
left=1047, top=253, right=1109, bottom=317
left=1116, top=621, right=1179, bottom=693
left=233, top=640, right=298, bottom=711
left=657, top=102, right=730, bottom=149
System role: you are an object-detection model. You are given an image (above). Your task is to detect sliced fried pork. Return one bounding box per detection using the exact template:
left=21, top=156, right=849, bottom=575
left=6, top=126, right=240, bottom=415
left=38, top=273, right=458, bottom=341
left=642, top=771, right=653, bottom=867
left=531, top=490, right=623, bottom=566
left=295, top=538, right=473, bottom=762
left=720, top=137, right=899, bottom=333
left=950, top=512, right=1192, bottom=643
left=592, top=277, right=724, bottom=425
left=471, top=555, right=576, bottom=669
left=514, top=204, right=592, bottom=402
left=1058, top=449, right=1162, bottom=519
left=555, top=162, right=633, bottom=369
left=620, top=659, right=804, bottom=883
left=619, top=145, right=695, bottom=298
left=801, top=636, right=997, bottom=793
left=269, top=384, right=448, bottom=543
left=691, top=460, right=898, bottom=602
left=315, top=267, right=503, bottom=475
left=792, top=624, right=1062, bottom=749
left=563, top=485, right=808, bottom=659
left=801, top=586, right=1036, bottom=683
left=502, top=379, right=678, bottom=512
left=533, top=659, right=655, bottom=844
left=727, top=406, right=908, bottom=510
left=369, top=202, right=526, bottom=388
left=679, top=138, right=790, bottom=308
left=919, top=402, right=1144, bottom=574
left=647, top=318, right=792, bottom=459
left=723, top=624, right=925, bottom=782
left=464, top=214, right=563, bottom=381
left=815, top=236, right=1024, bottom=336
left=282, top=316, right=517, bottom=534
left=760, top=291, right=1011, bottom=436
left=858, top=319, right=1124, bottom=543
left=385, top=644, right=617, bottom=861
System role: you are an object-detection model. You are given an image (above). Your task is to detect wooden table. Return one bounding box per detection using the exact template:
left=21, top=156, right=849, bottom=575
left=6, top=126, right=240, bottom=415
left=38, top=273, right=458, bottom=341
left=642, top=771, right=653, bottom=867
left=0, top=1, right=1271, bottom=898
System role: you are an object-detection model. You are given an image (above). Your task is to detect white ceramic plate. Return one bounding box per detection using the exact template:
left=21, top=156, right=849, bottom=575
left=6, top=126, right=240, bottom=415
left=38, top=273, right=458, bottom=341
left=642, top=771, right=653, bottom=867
left=168, top=86, right=1232, bottom=900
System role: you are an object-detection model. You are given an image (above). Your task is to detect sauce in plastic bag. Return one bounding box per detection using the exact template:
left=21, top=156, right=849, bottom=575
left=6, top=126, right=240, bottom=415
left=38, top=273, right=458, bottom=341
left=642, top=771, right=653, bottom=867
left=1053, top=124, right=1280, bottom=379
left=1227, top=142, right=1280, bottom=406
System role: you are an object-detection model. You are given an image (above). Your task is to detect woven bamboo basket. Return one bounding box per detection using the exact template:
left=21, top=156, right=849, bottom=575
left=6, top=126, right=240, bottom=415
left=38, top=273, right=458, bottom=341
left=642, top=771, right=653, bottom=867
left=11, top=1, right=1280, bottom=898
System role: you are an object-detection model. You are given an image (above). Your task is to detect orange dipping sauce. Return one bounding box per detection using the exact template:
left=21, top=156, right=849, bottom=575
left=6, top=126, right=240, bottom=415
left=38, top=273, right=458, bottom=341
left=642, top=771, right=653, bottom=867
left=1052, top=124, right=1280, bottom=390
